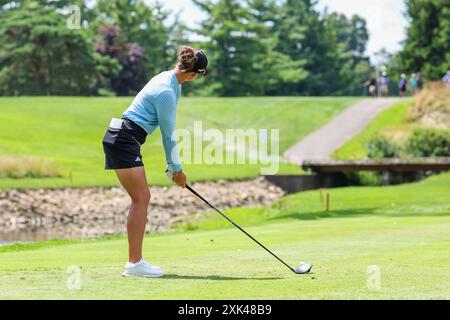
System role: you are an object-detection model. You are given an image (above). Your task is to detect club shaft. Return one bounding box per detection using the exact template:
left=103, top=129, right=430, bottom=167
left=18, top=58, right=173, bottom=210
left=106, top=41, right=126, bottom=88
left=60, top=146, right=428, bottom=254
left=186, top=184, right=296, bottom=273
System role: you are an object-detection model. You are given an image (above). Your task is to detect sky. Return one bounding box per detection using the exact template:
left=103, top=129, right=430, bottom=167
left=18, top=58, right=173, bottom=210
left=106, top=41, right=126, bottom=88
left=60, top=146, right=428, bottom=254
left=146, top=0, right=408, bottom=61
left=317, top=0, right=408, bottom=59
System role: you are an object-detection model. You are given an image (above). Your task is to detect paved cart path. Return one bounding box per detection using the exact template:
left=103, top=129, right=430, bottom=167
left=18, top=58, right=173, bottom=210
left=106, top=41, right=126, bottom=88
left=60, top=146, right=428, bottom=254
left=284, top=98, right=400, bottom=165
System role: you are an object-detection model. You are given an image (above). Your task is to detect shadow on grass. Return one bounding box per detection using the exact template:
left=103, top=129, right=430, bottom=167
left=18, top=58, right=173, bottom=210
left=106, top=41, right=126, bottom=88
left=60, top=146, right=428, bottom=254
left=164, top=274, right=282, bottom=281
left=384, top=211, right=450, bottom=217
left=269, top=208, right=377, bottom=221
left=268, top=208, right=450, bottom=221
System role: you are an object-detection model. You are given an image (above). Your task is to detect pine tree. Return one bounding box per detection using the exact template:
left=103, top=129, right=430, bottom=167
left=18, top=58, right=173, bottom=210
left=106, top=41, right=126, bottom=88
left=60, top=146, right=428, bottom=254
left=399, top=0, right=450, bottom=80
left=0, top=6, right=96, bottom=95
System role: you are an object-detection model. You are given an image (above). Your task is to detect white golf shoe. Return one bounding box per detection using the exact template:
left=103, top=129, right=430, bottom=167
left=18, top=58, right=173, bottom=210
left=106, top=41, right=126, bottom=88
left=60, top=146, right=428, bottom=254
left=122, top=259, right=165, bottom=278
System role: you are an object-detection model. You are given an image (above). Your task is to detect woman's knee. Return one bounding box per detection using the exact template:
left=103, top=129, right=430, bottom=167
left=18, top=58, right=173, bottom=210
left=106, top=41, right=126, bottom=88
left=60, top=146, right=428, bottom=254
left=131, top=188, right=151, bottom=205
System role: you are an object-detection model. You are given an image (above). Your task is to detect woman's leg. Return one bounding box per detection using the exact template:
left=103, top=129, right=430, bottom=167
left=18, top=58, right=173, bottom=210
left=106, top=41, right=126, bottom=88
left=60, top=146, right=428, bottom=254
left=115, top=166, right=150, bottom=263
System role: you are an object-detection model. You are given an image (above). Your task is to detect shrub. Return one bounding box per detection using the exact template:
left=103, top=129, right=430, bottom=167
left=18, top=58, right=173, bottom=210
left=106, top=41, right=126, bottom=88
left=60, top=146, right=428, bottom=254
left=404, top=128, right=450, bottom=157
left=344, top=171, right=383, bottom=186
left=366, top=136, right=402, bottom=159
left=408, top=82, right=450, bottom=129
left=0, top=156, right=62, bottom=179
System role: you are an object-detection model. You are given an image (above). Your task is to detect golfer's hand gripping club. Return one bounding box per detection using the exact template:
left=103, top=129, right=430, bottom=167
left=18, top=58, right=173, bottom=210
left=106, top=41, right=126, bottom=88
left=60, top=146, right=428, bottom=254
left=165, top=168, right=187, bottom=188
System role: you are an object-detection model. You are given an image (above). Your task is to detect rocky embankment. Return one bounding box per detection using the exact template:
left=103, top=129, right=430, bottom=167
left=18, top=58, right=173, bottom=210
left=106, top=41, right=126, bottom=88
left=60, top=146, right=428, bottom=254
left=0, top=178, right=285, bottom=241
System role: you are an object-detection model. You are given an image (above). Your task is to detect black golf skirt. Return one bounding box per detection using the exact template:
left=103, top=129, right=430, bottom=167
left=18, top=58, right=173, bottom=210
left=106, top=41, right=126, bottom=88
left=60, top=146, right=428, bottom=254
left=102, top=117, right=148, bottom=170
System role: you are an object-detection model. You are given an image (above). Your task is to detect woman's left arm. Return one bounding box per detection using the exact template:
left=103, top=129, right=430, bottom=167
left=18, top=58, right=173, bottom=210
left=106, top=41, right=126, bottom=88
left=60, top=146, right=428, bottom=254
left=154, top=90, right=183, bottom=173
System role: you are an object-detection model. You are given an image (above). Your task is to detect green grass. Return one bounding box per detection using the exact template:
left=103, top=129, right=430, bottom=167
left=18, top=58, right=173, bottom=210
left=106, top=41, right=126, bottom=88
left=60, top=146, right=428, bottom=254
left=1, top=172, right=448, bottom=299
left=332, top=99, right=414, bottom=159
left=0, top=97, right=359, bottom=189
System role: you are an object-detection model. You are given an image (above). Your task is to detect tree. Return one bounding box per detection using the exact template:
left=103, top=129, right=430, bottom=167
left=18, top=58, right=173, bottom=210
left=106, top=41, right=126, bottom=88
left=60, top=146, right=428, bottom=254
left=399, top=0, right=450, bottom=80
left=91, top=0, right=175, bottom=77
left=271, top=0, right=344, bottom=95
left=248, top=0, right=308, bottom=95
left=192, top=0, right=264, bottom=96
left=0, top=0, right=79, bottom=11
left=0, top=6, right=96, bottom=95
left=94, top=25, right=147, bottom=96
left=192, top=0, right=307, bottom=96
left=323, top=12, right=371, bottom=95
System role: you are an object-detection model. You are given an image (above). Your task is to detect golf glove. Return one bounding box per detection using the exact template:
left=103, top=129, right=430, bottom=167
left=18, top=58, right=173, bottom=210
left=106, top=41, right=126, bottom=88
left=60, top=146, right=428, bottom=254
left=166, top=167, right=187, bottom=188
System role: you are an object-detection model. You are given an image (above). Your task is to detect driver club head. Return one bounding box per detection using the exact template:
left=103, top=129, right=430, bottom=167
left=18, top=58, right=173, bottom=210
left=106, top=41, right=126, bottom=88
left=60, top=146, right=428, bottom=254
left=294, top=262, right=313, bottom=274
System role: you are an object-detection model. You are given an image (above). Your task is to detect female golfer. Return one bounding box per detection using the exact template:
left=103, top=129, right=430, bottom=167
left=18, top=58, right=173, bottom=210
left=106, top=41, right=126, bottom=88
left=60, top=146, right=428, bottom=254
left=102, top=46, right=208, bottom=277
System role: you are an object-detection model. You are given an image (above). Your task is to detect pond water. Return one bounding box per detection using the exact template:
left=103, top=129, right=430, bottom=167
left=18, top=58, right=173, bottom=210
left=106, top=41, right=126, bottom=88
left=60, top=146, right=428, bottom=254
left=0, top=231, right=81, bottom=246
left=0, top=241, right=31, bottom=246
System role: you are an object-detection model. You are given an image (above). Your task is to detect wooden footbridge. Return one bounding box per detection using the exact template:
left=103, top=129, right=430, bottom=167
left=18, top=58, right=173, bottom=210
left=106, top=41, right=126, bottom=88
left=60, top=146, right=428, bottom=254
left=264, top=158, right=450, bottom=193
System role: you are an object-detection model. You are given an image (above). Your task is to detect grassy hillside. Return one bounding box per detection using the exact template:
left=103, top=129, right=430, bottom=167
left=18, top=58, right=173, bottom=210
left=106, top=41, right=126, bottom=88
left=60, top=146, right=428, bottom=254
left=333, top=91, right=449, bottom=160
left=0, top=97, right=359, bottom=189
left=1, top=172, right=448, bottom=299
left=332, top=99, right=414, bottom=159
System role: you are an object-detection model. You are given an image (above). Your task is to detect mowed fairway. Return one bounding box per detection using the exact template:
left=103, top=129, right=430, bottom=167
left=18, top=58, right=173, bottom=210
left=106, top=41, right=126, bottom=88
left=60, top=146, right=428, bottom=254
left=0, top=97, right=359, bottom=189
left=1, top=172, right=448, bottom=299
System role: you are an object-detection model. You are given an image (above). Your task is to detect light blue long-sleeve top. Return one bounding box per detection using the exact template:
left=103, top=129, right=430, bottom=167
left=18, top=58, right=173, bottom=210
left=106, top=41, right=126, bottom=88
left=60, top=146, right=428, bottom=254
left=122, top=70, right=183, bottom=172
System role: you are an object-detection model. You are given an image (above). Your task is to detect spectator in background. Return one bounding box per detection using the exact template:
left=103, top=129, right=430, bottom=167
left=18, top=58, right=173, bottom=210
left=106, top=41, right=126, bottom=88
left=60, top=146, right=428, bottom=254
left=416, top=72, right=423, bottom=91
left=379, top=71, right=390, bottom=96
left=399, top=73, right=408, bottom=97
left=364, top=77, right=377, bottom=97
left=409, top=73, right=418, bottom=95
left=443, top=70, right=450, bottom=88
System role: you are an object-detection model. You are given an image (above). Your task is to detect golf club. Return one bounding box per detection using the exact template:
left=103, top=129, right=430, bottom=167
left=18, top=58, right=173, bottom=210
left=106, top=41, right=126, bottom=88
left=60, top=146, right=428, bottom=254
left=185, top=183, right=313, bottom=275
